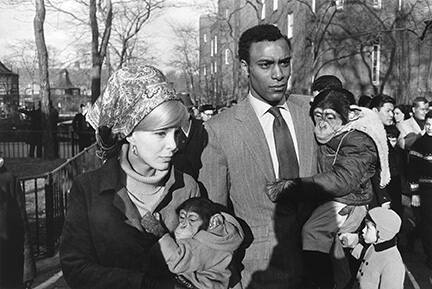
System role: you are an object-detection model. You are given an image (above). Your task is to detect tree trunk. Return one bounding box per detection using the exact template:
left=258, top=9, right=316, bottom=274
left=34, top=0, right=55, bottom=159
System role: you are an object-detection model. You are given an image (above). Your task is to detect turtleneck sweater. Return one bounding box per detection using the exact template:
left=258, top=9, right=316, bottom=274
left=119, top=144, right=170, bottom=216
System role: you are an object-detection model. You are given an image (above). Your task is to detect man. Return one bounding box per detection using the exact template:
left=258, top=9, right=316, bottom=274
left=398, top=97, right=430, bottom=150
left=199, top=24, right=316, bottom=288
left=19, top=102, right=43, bottom=158
left=369, top=95, right=399, bottom=213
left=72, top=104, right=93, bottom=152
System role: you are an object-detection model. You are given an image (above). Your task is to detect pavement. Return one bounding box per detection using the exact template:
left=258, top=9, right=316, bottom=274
left=30, top=239, right=431, bottom=289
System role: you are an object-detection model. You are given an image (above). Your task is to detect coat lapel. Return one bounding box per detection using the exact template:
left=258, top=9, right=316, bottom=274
left=234, top=99, right=275, bottom=181
left=112, top=187, right=144, bottom=232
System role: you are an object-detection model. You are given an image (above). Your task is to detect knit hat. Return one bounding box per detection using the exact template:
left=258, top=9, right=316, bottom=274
left=368, top=207, right=401, bottom=242
left=86, top=65, right=178, bottom=138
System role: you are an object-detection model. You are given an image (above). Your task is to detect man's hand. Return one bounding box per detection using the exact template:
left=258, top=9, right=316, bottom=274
left=265, top=179, right=298, bottom=202
left=141, top=212, right=167, bottom=238
left=338, top=232, right=359, bottom=248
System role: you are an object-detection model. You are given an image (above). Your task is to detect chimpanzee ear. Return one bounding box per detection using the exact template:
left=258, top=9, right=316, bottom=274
left=208, top=213, right=224, bottom=230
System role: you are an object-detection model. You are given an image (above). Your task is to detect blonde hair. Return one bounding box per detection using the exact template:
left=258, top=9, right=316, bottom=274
left=134, top=100, right=188, bottom=131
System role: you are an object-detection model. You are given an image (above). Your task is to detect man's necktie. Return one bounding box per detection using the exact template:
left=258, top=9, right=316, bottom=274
left=268, top=106, right=299, bottom=179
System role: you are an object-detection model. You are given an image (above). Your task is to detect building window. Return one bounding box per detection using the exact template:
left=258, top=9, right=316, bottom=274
left=335, top=0, right=344, bottom=10
left=372, top=0, right=381, bottom=9
left=203, top=33, right=207, bottom=43
left=225, top=9, right=229, bottom=18
left=273, top=0, right=278, bottom=11
left=225, top=49, right=230, bottom=64
left=261, top=0, right=266, bottom=20
left=203, top=66, right=207, bottom=76
left=211, top=40, right=214, bottom=57
left=211, top=62, right=214, bottom=74
left=214, top=36, right=218, bottom=55
left=371, top=43, right=380, bottom=85
left=214, top=61, right=218, bottom=73
left=312, top=0, right=316, bottom=13
left=287, top=13, right=294, bottom=39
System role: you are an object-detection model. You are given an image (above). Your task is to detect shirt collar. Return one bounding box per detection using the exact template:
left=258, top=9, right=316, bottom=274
left=247, top=92, right=288, bottom=118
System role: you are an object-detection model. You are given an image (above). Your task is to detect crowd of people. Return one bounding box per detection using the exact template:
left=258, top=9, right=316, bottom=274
left=2, top=22, right=429, bottom=289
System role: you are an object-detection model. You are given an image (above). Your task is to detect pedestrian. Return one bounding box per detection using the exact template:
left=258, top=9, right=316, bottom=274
left=393, top=104, right=411, bottom=125
left=339, top=207, right=405, bottom=289
left=19, top=102, right=42, bottom=158
left=72, top=103, right=94, bottom=152
left=408, top=110, right=432, bottom=273
left=398, top=97, right=429, bottom=150
left=60, top=65, right=200, bottom=289
left=198, top=24, right=317, bottom=288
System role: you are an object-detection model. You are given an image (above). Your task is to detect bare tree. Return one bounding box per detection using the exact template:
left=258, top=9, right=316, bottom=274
left=34, top=0, right=55, bottom=159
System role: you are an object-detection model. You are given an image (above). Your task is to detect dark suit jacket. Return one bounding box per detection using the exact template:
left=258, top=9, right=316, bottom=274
left=199, top=95, right=317, bottom=288
left=60, top=159, right=200, bottom=289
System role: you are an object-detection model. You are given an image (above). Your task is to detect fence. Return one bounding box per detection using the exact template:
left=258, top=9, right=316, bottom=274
left=18, top=144, right=102, bottom=258
left=0, top=127, right=93, bottom=159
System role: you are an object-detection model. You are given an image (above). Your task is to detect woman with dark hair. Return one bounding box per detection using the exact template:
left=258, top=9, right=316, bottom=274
left=60, top=65, right=200, bottom=289
left=394, top=104, right=411, bottom=124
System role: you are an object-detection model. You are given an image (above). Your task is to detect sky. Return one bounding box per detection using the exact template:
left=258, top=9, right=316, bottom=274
left=0, top=1, right=214, bottom=72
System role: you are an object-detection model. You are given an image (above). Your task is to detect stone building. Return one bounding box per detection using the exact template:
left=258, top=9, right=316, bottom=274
left=0, top=61, right=19, bottom=117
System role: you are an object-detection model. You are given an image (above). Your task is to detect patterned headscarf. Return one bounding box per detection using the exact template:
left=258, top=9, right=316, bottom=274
left=86, top=65, right=178, bottom=138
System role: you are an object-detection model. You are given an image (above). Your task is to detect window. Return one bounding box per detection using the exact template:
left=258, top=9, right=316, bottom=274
left=335, top=0, right=344, bottom=10
left=225, top=49, right=230, bottom=64
left=210, top=40, right=214, bottom=57
left=398, top=0, right=402, bottom=10
left=203, top=33, right=207, bottom=43
left=211, top=62, right=214, bottom=74
left=203, top=66, right=207, bottom=76
left=372, top=0, right=381, bottom=9
left=287, top=13, right=294, bottom=39
left=214, top=36, right=218, bottom=55
left=371, top=43, right=381, bottom=85
left=214, top=61, right=218, bottom=73
left=312, top=0, right=316, bottom=13
left=273, top=0, right=278, bottom=11
left=225, top=9, right=229, bottom=18
left=261, top=0, right=266, bottom=20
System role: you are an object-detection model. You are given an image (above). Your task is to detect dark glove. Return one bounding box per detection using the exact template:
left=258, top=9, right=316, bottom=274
left=265, top=178, right=300, bottom=202
left=141, top=212, right=167, bottom=238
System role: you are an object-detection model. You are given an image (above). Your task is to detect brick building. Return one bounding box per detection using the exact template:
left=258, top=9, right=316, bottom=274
left=0, top=61, right=19, bottom=117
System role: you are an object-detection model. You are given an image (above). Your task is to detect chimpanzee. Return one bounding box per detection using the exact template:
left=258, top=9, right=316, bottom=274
left=266, top=88, right=390, bottom=289
left=141, top=197, right=244, bottom=289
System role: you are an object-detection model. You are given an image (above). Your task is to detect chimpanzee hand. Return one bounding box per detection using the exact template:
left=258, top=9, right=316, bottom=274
left=265, top=178, right=299, bottom=202
left=141, top=212, right=167, bottom=239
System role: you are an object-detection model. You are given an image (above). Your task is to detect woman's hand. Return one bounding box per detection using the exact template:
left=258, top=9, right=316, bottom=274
left=141, top=212, right=167, bottom=238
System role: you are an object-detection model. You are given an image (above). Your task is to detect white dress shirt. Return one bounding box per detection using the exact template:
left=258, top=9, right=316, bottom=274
left=248, top=93, right=299, bottom=179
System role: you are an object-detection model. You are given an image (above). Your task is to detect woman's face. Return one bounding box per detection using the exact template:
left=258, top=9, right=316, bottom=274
left=393, top=108, right=405, bottom=123
left=362, top=220, right=378, bottom=244
left=129, top=127, right=179, bottom=172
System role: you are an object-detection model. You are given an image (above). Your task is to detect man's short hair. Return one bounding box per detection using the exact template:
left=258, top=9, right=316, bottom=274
left=311, top=75, right=342, bottom=93
left=412, top=97, right=428, bottom=108
left=238, top=24, right=290, bottom=64
left=426, top=110, right=432, bottom=120
left=369, top=94, right=395, bottom=109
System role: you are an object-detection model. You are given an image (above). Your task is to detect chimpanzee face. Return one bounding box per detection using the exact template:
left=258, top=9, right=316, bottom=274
left=313, top=107, right=343, bottom=144
left=174, top=209, right=204, bottom=240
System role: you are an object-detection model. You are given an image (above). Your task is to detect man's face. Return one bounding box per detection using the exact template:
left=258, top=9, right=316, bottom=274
left=425, top=118, right=432, bottom=136
left=412, top=101, right=429, bottom=120
left=375, top=102, right=394, bottom=126
left=242, top=38, right=291, bottom=106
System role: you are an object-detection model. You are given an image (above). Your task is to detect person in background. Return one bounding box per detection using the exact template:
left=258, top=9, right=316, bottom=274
left=408, top=110, right=432, bottom=274
left=19, top=102, right=42, bottom=158
left=174, top=94, right=208, bottom=180
left=358, top=94, right=372, bottom=108
left=60, top=65, right=200, bottom=289
left=199, top=104, right=215, bottom=122
left=310, top=75, right=343, bottom=102
left=393, top=104, right=411, bottom=125
left=398, top=97, right=429, bottom=150
left=72, top=103, right=94, bottom=152
left=199, top=24, right=317, bottom=289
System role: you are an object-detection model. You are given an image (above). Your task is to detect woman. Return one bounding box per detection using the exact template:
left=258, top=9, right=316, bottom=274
left=60, top=65, right=200, bottom=289
left=394, top=104, right=411, bottom=124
